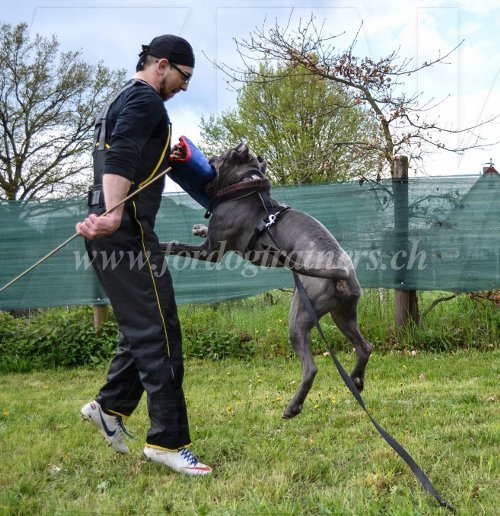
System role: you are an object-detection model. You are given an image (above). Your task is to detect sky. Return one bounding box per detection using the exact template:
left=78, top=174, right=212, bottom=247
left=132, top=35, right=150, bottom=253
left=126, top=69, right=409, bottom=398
left=2, top=0, right=499, bottom=188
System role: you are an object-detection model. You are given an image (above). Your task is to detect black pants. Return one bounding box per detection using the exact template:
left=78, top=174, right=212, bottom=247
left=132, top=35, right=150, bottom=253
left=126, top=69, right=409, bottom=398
left=86, top=206, right=190, bottom=450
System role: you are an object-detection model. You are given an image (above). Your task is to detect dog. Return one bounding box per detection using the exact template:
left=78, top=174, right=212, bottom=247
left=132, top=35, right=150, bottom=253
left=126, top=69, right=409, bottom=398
left=161, top=143, right=373, bottom=419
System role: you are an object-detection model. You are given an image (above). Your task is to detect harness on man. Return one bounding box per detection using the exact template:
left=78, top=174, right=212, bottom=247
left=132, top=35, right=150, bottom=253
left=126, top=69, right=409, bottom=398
left=88, top=80, right=139, bottom=209
left=88, top=85, right=216, bottom=211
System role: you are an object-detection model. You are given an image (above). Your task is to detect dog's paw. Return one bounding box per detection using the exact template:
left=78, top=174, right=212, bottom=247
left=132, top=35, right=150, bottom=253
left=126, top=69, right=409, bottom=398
left=282, top=403, right=303, bottom=419
left=351, top=376, right=364, bottom=392
left=192, top=224, right=208, bottom=237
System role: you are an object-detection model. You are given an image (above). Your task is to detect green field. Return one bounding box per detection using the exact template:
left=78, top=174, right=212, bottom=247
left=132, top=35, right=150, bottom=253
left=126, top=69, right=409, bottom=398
left=0, top=350, right=498, bottom=515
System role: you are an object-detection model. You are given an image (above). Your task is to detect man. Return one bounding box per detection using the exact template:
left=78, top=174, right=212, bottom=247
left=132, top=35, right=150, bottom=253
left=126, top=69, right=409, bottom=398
left=76, top=35, right=211, bottom=475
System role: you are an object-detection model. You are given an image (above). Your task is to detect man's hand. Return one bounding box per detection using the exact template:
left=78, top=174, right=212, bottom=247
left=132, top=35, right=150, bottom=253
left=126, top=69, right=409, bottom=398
left=170, top=142, right=187, bottom=160
left=76, top=174, right=132, bottom=240
left=76, top=213, right=122, bottom=240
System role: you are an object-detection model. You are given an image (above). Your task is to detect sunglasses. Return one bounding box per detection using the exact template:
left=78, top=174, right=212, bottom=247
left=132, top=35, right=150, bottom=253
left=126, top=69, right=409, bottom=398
left=170, top=62, right=192, bottom=83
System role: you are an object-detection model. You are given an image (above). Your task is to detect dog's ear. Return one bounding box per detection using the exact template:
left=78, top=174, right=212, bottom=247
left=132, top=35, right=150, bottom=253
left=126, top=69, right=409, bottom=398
left=257, top=155, right=267, bottom=174
left=235, top=142, right=249, bottom=158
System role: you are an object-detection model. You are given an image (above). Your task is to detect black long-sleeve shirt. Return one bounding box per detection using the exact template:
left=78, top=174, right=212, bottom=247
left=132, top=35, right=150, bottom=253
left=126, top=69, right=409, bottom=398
left=102, top=80, right=171, bottom=228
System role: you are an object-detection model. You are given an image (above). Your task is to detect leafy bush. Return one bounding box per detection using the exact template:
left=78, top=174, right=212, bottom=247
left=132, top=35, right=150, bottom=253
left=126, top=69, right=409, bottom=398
left=0, top=304, right=258, bottom=373
left=0, top=289, right=497, bottom=374
left=183, top=328, right=256, bottom=360
left=0, top=307, right=117, bottom=373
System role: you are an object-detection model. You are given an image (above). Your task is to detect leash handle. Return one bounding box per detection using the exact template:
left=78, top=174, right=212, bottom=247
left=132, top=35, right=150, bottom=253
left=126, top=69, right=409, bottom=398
left=0, top=167, right=172, bottom=295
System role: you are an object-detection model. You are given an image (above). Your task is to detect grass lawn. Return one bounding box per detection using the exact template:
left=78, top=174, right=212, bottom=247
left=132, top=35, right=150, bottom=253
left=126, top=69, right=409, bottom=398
left=0, top=350, right=498, bottom=515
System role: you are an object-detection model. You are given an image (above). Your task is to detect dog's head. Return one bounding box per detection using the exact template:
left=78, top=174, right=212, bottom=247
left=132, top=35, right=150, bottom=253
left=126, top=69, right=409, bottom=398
left=206, top=143, right=269, bottom=192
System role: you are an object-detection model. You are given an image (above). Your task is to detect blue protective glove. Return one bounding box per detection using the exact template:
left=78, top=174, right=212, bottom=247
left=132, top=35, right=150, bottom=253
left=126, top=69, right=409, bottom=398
left=168, top=136, right=216, bottom=208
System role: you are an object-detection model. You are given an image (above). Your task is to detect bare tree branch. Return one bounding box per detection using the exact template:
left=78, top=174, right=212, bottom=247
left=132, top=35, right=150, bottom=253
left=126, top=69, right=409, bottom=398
left=421, top=294, right=459, bottom=316
left=0, top=23, right=126, bottom=200
left=209, top=14, right=498, bottom=177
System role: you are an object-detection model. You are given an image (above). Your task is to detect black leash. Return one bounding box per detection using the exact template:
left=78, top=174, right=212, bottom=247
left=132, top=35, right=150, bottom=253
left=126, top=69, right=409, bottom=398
left=292, top=272, right=455, bottom=513
left=259, top=224, right=455, bottom=513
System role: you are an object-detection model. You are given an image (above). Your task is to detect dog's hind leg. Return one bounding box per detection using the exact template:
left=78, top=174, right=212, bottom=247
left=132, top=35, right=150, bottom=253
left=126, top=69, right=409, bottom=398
left=283, top=293, right=318, bottom=419
left=329, top=291, right=372, bottom=392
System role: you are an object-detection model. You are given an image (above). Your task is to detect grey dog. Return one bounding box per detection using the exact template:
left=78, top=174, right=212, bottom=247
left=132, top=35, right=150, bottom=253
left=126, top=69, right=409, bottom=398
left=161, top=143, right=373, bottom=419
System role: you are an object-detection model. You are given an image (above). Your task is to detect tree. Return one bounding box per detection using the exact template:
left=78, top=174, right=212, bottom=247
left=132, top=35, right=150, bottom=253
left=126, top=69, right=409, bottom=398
left=200, top=61, right=379, bottom=184
left=0, top=23, right=126, bottom=200
left=215, top=16, right=498, bottom=177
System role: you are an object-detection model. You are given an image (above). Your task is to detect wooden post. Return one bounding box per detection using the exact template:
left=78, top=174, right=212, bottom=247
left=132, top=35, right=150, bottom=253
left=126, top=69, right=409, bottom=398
left=93, top=304, right=109, bottom=331
left=392, top=156, right=419, bottom=326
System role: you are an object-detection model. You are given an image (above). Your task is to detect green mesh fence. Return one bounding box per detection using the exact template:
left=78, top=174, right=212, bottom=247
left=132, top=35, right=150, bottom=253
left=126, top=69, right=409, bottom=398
left=0, top=175, right=499, bottom=310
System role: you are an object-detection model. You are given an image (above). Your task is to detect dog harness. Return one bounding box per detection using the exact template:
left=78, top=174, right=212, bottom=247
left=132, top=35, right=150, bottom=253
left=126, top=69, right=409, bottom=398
left=246, top=193, right=290, bottom=252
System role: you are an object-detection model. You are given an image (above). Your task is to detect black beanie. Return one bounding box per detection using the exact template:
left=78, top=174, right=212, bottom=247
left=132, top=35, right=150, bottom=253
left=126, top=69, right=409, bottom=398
left=139, top=35, right=195, bottom=67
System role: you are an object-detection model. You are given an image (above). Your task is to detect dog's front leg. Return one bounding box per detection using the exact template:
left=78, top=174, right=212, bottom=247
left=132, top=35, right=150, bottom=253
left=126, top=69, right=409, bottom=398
left=160, top=239, right=224, bottom=263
